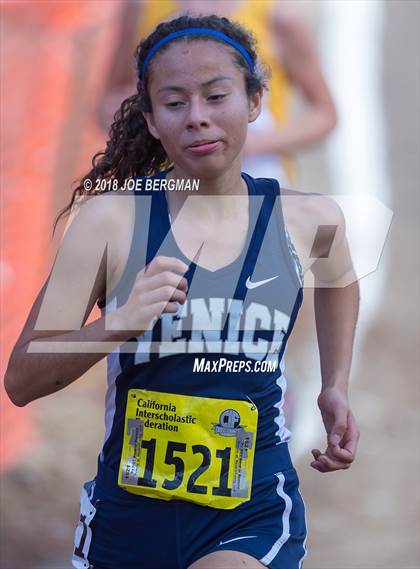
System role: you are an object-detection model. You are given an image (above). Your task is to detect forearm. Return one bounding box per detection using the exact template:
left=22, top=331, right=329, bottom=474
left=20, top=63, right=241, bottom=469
left=314, top=280, right=360, bottom=393
left=4, top=311, right=140, bottom=407
left=273, top=104, right=337, bottom=154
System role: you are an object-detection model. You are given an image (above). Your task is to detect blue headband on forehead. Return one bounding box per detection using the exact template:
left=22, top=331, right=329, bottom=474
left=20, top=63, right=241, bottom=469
left=141, top=27, right=255, bottom=80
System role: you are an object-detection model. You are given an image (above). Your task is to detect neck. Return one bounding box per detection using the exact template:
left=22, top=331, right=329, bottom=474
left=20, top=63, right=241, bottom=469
left=165, top=160, right=248, bottom=219
left=167, top=161, right=246, bottom=196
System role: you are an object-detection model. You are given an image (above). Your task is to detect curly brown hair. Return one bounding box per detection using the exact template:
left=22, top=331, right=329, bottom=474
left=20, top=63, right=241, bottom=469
left=53, top=12, right=270, bottom=234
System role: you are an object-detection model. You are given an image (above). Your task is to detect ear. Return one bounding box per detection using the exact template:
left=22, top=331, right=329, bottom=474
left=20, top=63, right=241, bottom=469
left=248, top=87, right=263, bottom=124
left=142, top=111, right=160, bottom=140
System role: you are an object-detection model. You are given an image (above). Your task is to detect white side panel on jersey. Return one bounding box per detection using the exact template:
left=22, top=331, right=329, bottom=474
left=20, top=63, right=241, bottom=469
left=275, top=348, right=292, bottom=443
left=284, top=226, right=304, bottom=288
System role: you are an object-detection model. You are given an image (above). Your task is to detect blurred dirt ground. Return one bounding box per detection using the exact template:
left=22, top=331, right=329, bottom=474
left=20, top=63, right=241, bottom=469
left=1, top=1, right=419, bottom=568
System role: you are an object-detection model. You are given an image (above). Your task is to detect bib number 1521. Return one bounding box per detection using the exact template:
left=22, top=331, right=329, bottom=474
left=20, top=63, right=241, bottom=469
left=133, top=438, right=232, bottom=496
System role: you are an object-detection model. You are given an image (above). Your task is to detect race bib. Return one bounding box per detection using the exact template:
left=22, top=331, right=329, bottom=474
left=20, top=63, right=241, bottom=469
left=118, top=389, right=258, bottom=509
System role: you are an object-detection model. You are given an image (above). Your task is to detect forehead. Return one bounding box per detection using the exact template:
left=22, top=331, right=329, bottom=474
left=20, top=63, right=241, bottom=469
left=147, top=39, right=242, bottom=89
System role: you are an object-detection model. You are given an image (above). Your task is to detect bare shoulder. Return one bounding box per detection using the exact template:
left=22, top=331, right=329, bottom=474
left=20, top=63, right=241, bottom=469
left=73, top=188, right=133, bottom=225
left=301, top=191, right=344, bottom=226
left=282, top=188, right=344, bottom=228
left=63, top=190, right=136, bottom=293
left=66, top=189, right=134, bottom=241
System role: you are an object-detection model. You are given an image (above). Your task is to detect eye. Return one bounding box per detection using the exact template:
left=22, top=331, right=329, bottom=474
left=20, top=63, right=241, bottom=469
left=165, top=95, right=226, bottom=108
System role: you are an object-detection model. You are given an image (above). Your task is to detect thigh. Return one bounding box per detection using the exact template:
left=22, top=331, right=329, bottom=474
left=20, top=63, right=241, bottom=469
left=187, top=550, right=265, bottom=569
left=181, top=466, right=307, bottom=569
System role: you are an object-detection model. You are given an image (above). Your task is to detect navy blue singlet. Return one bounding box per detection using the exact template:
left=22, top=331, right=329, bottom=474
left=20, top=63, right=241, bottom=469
left=72, top=167, right=307, bottom=569
left=97, top=166, right=303, bottom=470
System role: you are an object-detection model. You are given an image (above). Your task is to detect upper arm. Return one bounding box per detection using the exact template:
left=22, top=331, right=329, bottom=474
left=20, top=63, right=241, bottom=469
left=270, top=4, right=336, bottom=113
left=13, top=194, right=121, bottom=350
left=309, top=196, right=357, bottom=288
left=282, top=190, right=357, bottom=288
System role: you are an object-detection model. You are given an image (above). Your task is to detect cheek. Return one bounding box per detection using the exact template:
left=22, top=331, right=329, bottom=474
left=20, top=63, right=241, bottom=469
left=153, top=112, right=180, bottom=146
left=221, top=107, right=249, bottom=143
left=220, top=96, right=249, bottom=130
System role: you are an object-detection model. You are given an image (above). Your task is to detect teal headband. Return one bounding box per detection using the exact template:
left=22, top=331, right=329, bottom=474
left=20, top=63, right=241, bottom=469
left=141, top=27, right=255, bottom=80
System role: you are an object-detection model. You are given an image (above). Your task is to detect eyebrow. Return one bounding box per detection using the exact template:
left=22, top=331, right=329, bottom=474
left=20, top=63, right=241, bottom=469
left=157, top=75, right=233, bottom=94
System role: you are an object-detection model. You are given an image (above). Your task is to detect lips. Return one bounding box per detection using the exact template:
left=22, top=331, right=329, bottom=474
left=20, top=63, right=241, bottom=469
left=188, top=139, right=218, bottom=148
left=187, top=140, right=222, bottom=155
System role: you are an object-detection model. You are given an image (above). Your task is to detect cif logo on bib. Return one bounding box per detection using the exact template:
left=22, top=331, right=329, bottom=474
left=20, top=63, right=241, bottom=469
left=212, top=408, right=254, bottom=464
left=213, top=409, right=241, bottom=436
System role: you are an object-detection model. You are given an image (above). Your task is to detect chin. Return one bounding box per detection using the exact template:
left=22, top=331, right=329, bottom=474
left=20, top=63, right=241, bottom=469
left=184, top=155, right=239, bottom=179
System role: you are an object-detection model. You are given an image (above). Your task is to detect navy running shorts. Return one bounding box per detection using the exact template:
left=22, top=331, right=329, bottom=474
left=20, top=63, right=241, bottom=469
left=72, top=443, right=307, bottom=569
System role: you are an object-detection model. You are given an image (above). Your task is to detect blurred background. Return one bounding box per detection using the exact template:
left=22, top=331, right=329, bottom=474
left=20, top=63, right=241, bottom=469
left=1, top=1, right=418, bottom=567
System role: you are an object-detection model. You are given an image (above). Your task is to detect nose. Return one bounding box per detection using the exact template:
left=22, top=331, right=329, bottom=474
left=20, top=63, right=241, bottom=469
left=186, top=96, right=210, bottom=130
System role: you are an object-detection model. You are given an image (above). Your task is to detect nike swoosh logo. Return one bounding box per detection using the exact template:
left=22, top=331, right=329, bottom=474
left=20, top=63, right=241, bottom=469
left=218, top=535, right=257, bottom=546
left=246, top=275, right=279, bottom=289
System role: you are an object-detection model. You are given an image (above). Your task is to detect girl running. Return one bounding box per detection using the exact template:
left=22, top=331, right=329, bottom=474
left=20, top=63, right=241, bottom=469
left=5, top=13, right=360, bottom=569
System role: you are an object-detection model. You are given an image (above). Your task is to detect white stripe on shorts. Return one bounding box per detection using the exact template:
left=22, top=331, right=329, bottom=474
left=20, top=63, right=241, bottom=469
left=259, top=472, right=292, bottom=565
